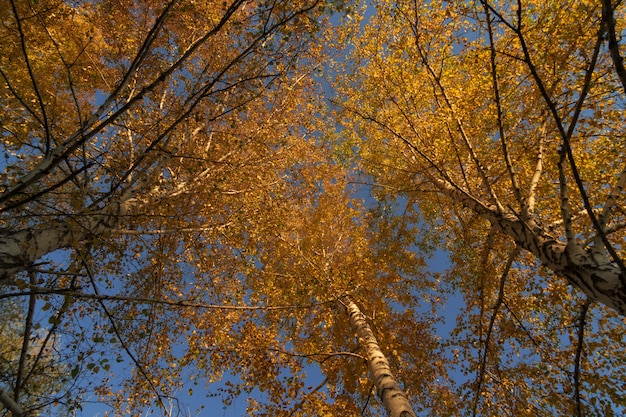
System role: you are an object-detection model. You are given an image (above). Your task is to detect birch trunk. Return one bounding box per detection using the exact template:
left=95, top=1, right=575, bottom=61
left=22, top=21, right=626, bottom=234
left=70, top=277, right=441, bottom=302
left=0, top=217, right=106, bottom=280
left=434, top=177, right=626, bottom=316
left=343, top=296, right=417, bottom=417
left=0, top=195, right=134, bottom=281
left=0, top=164, right=166, bottom=281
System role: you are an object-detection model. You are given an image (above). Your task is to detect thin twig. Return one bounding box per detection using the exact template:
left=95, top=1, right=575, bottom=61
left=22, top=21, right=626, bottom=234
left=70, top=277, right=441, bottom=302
left=405, top=10, right=504, bottom=212
left=287, top=376, right=329, bottom=417
left=0, top=287, right=338, bottom=311
left=80, top=256, right=173, bottom=417
left=269, top=348, right=366, bottom=362
left=9, top=0, right=51, bottom=152
left=361, top=382, right=376, bottom=416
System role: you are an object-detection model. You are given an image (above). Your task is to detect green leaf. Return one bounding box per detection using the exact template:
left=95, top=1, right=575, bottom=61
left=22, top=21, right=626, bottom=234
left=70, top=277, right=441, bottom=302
left=71, top=365, right=79, bottom=379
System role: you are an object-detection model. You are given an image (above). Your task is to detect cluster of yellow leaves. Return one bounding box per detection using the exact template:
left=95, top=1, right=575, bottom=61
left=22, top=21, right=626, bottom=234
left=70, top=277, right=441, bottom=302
left=0, top=0, right=391, bottom=415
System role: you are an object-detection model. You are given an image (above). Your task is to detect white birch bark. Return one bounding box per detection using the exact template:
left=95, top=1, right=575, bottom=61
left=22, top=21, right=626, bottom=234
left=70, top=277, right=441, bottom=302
left=0, top=195, right=134, bottom=281
left=344, top=296, right=417, bottom=417
left=0, top=157, right=169, bottom=281
left=0, top=217, right=106, bottom=279
left=434, top=177, right=626, bottom=316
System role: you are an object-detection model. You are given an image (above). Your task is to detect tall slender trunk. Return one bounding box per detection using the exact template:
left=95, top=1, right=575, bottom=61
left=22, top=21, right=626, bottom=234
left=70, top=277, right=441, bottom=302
left=343, top=296, right=417, bottom=417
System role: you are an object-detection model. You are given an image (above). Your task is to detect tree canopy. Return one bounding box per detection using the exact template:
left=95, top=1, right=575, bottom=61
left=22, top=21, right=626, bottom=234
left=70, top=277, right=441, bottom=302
left=1, top=0, right=625, bottom=416
left=336, top=0, right=626, bottom=415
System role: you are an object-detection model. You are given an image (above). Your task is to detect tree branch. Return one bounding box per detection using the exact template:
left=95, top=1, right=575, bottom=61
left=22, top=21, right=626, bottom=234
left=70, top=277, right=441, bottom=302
left=0, top=386, right=24, bottom=416
left=81, top=255, right=173, bottom=417
left=471, top=248, right=518, bottom=417
left=601, top=0, right=626, bottom=94
left=269, top=348, right=366, bottom=362
left=406, top=12, right=504, bottom=213
left=0, top=0, right=240, bottom=208
left=14, top=270, right=36, bottom=403
left=511, top=1, right=626, bottom=280
left=573, top=299, right=591, bottom=417
left=287, top=376, right=329, bottom=417
left=526, top=121, right=546, bottom=215
left=483, top=5, right=525, bottom=216
left=9, top=0, right=51, bottom=153
left=0, top=287, right=338, bottom=312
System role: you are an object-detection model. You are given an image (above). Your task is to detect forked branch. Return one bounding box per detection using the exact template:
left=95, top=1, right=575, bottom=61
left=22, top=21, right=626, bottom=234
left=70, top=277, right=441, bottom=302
left=505, top=0, right=626, bottom=279
left=405, top=12, right=504, bottom=213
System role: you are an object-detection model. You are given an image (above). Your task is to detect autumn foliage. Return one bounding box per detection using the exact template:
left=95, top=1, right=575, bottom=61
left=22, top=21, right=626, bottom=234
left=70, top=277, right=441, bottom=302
left=1, top=0, right=625, bottom=416
left=337, top=0, right=626, bottom=415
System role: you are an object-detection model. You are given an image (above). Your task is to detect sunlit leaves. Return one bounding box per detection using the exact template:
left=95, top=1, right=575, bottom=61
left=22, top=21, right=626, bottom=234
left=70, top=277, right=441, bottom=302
left=0, top=0, right=368, bottom=414
left=335, top=0, right=626, bottom=415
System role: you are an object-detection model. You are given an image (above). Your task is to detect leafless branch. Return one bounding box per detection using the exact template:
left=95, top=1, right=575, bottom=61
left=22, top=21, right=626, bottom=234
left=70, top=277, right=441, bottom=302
left=502, top=300, right=545, bottom=357
left=336, top=101, right=477, bottom=205
left=558, top=144, right=575, bottom=243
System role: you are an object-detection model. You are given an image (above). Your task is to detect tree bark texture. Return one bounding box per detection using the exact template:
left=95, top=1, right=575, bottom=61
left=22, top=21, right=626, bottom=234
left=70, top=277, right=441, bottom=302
left=344, top=296, right=417, bottom=417
left=435, top=178, right=626, bottom=316
left=0, top=195, right=132, bottom=281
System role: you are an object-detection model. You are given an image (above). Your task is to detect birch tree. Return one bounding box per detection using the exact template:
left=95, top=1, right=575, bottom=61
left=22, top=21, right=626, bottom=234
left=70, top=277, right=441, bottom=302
left=0, top=0, right=377, bottom=414
left=344, top=296, right=417, bottom=417
left=0, top=0, right=331, bottom=279
left=336, top=0, right=626, bottom=415
left=242, top=165, right=447, bottom=416
left=0, top=1, right=434, bottom=415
